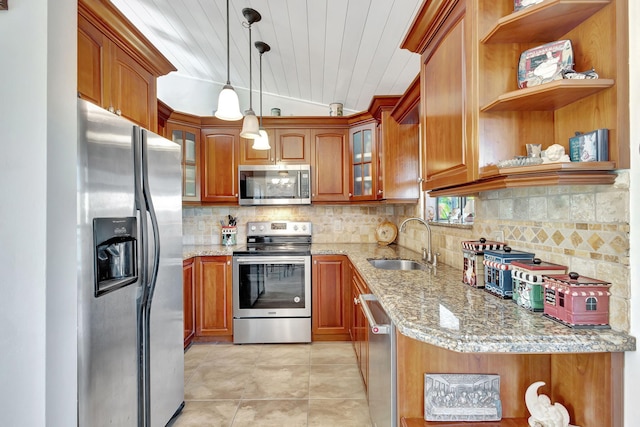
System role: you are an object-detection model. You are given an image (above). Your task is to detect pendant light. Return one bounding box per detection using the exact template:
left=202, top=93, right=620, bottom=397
left=239, top=8, right=261, bottom=139
left=215, top=0, right=243, bottom=121
left=252, top=41, right=271, bottom=150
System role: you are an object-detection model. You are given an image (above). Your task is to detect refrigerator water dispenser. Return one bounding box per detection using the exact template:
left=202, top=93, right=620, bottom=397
left=93, top=217, right=138, bottom=297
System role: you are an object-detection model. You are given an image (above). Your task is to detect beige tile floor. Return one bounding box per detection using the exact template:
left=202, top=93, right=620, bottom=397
left=171, top=341, right=373, bottom=427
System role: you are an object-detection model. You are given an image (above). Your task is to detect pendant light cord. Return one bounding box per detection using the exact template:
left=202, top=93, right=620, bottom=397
left=248, top=22, right=253, bottom=110
left=225, top=0, right=230, bottom=85
left=259, top=51, right=263, bottom=127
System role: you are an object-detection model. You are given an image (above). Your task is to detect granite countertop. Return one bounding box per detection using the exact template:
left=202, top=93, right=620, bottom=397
left=311, top=243, right=636, bottom=354
left=183, top=243, right=636, bottom=354
left=183, top=244, right=239, bottom=259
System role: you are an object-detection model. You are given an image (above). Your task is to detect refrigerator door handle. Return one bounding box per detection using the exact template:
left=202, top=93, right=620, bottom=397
left=140, top=128, right=162, bottom=427
left=141, top=129, right=161, bottom=307
left=133, top=125, right=150, bottom=427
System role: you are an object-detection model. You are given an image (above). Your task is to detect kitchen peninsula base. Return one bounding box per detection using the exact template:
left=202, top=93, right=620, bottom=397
left=396, top=333, right=623, bottom=427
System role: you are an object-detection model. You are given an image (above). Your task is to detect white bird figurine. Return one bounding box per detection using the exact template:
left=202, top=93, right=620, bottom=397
left=525, top=382, right=578, bottom=427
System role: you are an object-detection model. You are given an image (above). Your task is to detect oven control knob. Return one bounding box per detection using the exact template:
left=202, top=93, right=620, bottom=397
left=250, top=225, right=256, bottom=231
left=259, top=225, right=265, bottom=231
left=302, top=225, right=307, bottom=231
left=294, top=297, right=301, bottom=303
left=293, top=225, right=299, bottom=231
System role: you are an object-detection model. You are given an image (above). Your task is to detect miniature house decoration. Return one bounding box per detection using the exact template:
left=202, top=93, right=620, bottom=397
left=543, top=272, right=611, bottom=328
left=511, top=258, right=568, bottom=312
left=461, top=238, right=505, bottom=288
left=482, top=246, right=535, bottom=298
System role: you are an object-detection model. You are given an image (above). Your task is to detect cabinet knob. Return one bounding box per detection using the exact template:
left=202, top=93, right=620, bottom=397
left=115, top=109, right=121, bottom=116
left=108, top=106, right=115, bottom=113
left=227, top=260, right=231, bottom=265
left=313, top=260, right=317, bottom=265
left=235, top=193, right=238, bottom=198
left=378, top=190, right=383, bottom=194
left=354, top=297, right=359, bottom=305
left=348, top=193, right=353, bottom=197
left=417, top=177, right=424, bottom=183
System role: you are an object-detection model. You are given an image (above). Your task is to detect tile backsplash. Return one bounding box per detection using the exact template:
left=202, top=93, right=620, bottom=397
left=183, top=171, right=631, bottom=332
left=182, top=204, right=401, bottom=246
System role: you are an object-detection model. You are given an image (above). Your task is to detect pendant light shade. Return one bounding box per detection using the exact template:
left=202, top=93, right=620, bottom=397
left=216, top=84, right=243, bottom=121
left=253, top=129, right=271, bottom=150
left=240, top=109, right=260, bottom=139
left=215, top=0, right=242, bottom=121
left=239, top=8, right=261, bottom=139
left=253, top=41, right=271, bottom=150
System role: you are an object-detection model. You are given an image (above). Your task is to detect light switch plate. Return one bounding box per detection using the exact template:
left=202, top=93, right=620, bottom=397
left=494, top=230, right=504, bottom=242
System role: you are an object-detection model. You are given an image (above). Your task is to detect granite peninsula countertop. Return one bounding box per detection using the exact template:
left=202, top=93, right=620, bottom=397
left=183, top=243, right=636, bottom=354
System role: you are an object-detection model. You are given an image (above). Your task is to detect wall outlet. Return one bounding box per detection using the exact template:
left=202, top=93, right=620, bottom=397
left=494, top=231, right=505, bottom=243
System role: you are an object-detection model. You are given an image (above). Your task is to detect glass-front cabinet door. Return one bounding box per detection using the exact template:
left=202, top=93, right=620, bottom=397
left=349, top=122, right=377, bottom=201
left=168, top=122, right=200, bottom=202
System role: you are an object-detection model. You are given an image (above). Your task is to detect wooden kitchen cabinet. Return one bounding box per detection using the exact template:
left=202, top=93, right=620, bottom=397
left=183, top=258, right=196, bottom=348
left=167, top=116, right=201, bottom=202
left=419, top=0, right=473, bottom=191
left=239, top=128, right=276, bottom=164
left=369, top=96, right=420, bottom=202
left=274, top=129, right=311, bottom=164
left=195, top=256, right=233, bottom=341
left=239, top=128, right=310, bottom=165
left=402, top=0, right=627, bottom=195
left=349, top=121, right=379, bottom=201
left=312, top=255, right=351, bottom=341
left=200, top=128, right=240, bottom=204
left=351, top=266, right=369, bottom=389
left=310, top=128, right=350, bottom=202
left=77, top=0, right=175, bottom=131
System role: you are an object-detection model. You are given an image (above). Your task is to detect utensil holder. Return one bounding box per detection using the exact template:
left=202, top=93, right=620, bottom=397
left=221, top=226, right=237, bottom=246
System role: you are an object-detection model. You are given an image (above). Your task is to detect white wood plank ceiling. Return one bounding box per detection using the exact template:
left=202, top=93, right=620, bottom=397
left=110, top=0, right=422, bottom=115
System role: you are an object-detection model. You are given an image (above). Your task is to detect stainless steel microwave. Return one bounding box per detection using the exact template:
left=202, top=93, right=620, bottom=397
left=238, top=164, right=311, bottom=205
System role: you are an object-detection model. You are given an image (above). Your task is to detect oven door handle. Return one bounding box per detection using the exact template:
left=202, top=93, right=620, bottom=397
left=233, top=256, right=308, bottom=265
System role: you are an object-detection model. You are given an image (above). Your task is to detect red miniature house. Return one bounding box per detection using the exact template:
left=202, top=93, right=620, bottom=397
left=543, top=272, right=611, bottom=328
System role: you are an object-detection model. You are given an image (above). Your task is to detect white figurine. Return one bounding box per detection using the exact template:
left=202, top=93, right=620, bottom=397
left=541, top=144, right=571, bottom=163
left=525, top=382, right=578, bottom=427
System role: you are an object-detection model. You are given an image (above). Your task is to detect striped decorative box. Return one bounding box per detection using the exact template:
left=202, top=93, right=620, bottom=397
left=543, top=272, right=611, bottom=328
left=482, top=246, right=535, bottom=298
left=461, top=238, right=505, bottom=288
left=511, top=258, right=567, bottom=312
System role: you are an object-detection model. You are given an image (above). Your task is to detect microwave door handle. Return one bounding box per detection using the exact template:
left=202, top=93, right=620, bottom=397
left=297, top=171, right=301, bottom=199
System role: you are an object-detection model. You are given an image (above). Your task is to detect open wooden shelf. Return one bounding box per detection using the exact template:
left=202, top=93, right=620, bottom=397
left=481, top=0, right=610, bottom=44
left=481, top=79, right=614, bottom=112
left=402, top=417, right=528, bottom=427
left=428, top=162, right=617, bottom=196
left=490, top=160, right=614, bottom=175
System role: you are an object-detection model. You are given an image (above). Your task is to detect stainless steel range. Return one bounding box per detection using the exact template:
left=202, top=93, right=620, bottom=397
left=232, top=221, right=312, bottom=344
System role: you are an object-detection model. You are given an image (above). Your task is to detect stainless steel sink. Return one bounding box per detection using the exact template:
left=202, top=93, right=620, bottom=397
left=367, top=258, right=428, bottom=271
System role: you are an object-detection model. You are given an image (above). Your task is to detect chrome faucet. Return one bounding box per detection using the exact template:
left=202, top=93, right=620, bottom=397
left=399, top=217, right=437, bottom=266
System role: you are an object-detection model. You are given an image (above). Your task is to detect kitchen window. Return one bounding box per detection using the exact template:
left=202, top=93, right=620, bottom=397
left=426, top=196, right=475, bottom=224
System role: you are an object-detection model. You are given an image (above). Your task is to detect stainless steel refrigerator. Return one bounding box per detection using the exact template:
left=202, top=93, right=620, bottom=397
left=77, top=99, right=184, bottom=426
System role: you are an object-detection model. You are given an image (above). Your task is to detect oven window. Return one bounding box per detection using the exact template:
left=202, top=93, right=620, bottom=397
left=237, top=262, right=306, bottom=309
